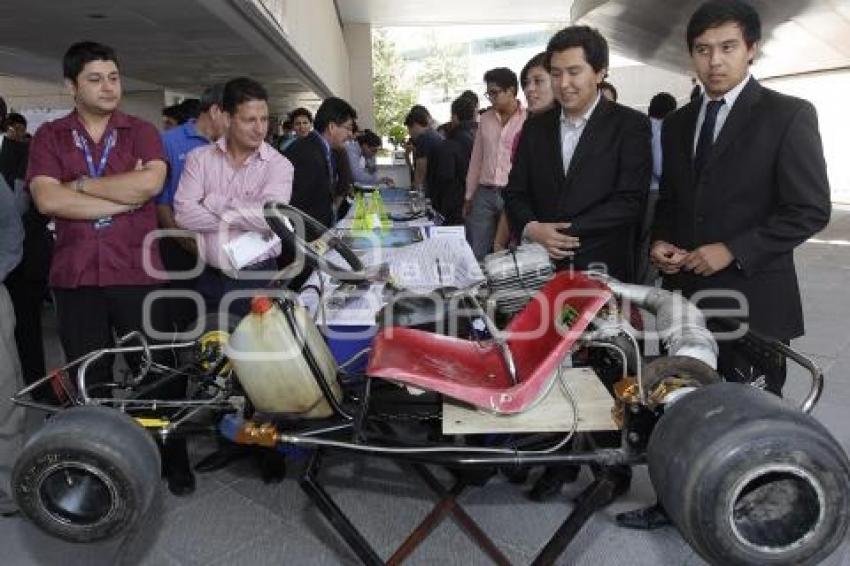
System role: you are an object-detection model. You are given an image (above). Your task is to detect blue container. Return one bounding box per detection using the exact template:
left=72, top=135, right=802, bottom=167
left=323, top=324, right=378, bottom=376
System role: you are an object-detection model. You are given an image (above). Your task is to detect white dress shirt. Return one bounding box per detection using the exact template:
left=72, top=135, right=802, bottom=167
left=692, top=74, right=752, bottom=154
left=560, top=92, right=602, bottom=176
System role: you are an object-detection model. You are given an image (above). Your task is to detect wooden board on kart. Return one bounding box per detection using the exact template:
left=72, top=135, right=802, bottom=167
left=442, top=367, right=617, bottom=434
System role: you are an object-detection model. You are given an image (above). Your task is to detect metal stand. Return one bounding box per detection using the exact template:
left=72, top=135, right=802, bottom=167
left=531, top=466, right=630, bottom=566
left=300, top=445, right=629, bottom=566
left=387, top=464, right=510, bottom=566
left=299, top=450, right=510, bottom=565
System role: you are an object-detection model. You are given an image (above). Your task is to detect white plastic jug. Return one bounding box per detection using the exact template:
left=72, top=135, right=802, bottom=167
left=227, top=296, right=341, bottom=418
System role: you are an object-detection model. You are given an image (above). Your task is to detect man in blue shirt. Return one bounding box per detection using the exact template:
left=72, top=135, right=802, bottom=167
left=155, top=84, right=225, bottom=331
left=345, top=129, right=393, bottom=186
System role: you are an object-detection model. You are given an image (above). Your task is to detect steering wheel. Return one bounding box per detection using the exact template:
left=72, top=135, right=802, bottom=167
left=264, top=201, right=367, bottom=282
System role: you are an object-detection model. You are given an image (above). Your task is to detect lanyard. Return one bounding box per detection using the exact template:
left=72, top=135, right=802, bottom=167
left=72, top=128, right=117, bottom=179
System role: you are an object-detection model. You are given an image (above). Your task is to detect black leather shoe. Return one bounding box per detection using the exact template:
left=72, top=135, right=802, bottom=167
left=255, top=449, right=287, bottom=484
left=528, top=465, right=581, bottom=502
left=194, top=442, right=249, bottom=473
left=616, top=503, right=671, bottom=530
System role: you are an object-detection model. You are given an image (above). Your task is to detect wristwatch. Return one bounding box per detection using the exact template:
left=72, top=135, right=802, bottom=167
left=74, top=176, right=87, bottom=194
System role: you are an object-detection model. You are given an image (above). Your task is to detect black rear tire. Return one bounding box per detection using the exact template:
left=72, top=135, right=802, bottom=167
left=12, top=406, right=161, bottom=543
left=648, top=382, right=850, bottom=565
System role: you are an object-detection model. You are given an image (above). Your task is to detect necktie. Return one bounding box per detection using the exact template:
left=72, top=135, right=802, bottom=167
left=694, top=99, right=724, bottom=181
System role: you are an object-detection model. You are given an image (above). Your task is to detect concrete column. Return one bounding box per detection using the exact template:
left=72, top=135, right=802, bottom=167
left=343, top=22, right=375, bottom=131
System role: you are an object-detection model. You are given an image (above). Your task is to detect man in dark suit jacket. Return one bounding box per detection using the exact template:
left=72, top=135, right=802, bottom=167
left=650, top=0, right=830, bottom=396
left=619, top=0, right=832, bottom=533
left=504, top=25, right=651, bottom=503
left=284, top=97, right=357, bottom=228
left=505, top=26, right=651, bottom=283
left=283, top=97, right=357, bottom=286
left=0, top=99, right=52, bottom=402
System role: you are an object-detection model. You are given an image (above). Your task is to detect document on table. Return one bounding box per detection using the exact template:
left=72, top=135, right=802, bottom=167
left=222, top=231, right=280, bottom=270
left=359, top=237, right=485, bottom=291
left=298, top=233, right=484, bottom=326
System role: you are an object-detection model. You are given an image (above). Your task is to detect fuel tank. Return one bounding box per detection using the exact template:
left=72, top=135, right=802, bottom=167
left=227, top=296, right=341, bottom=418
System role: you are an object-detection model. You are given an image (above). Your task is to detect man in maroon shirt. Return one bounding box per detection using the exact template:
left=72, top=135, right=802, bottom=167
left=27, top=41, right=194, bottom=495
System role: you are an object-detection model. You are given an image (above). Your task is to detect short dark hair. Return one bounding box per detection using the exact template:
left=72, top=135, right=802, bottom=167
left=483, top=67, right=518, bottom=94
left=0, top=96, right=7, bottom=122
left=5, top=112, right=27, bottom=128
left=545, top=26, right=609, bottom=74
left=687, top=0, right=761, bottom=52
left=520, top=52, right=547, bottom=88
left=63, top=41, right=119, bottom=82
left=314, top=97, right=357, bottom=133
left=289, top=107, right=313, bottom=123
left=356, top=129, right=381, bottom=148
left=162, top=103, right=185, bottom=123
left=199, top=84, right=224, bottom=113
left=451, top=96, right=476, bottom=122
left=600, top=81, right=618, bottom=102
left=404, top=105, right=431, bottom=128
left=459, top=90, right=479, bottom=107
left=648, top=92, right=678, bottom=119
left=222, top=77, right=268, bottom=114
left=281, top=119, right=293, bottom=130
left=178, top=98, right=201, bottom=121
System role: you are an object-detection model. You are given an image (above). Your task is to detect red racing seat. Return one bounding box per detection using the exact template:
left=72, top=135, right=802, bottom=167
left=366, top=271, right=612, bottom=413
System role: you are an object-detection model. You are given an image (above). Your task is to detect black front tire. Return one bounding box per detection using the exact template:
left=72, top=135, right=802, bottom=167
left=648, top=382, right=850, bottom=565
left=12, top=406, right=161, bottom=543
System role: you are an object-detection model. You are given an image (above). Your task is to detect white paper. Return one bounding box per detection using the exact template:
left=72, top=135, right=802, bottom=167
left=222, top=231, right=281, bottom=270
left=428, top=225, right=466, bottom=239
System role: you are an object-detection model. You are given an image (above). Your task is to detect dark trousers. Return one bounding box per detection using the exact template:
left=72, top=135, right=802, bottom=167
left=717, top=337, right=788, bottom=396
left=159, top=237, right=202, bottom=332
left=195, top=258, right=277, bottom=319
left=53, top=285, right=166, bottom=388
left=5, top=274, right=47, bottom=390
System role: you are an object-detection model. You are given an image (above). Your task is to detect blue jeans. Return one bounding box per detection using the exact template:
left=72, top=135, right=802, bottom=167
left=464, top=185, right=504, bottom=260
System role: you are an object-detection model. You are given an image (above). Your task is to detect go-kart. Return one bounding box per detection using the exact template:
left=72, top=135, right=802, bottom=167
left=11, top=202, right=850, bottom=566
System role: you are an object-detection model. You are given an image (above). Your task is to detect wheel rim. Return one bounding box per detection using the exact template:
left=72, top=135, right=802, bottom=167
left=728, top=463, right=825, bottom=554
left=37, top=461, right=120, bottom=527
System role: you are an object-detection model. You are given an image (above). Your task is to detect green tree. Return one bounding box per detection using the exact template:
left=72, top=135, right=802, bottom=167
left=372, top=29, right=416, bottom=142
left=416, top=32, right=468, bottom=103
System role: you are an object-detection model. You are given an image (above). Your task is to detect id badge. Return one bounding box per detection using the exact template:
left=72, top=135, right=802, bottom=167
left=93, top=216, right=114, bottom=230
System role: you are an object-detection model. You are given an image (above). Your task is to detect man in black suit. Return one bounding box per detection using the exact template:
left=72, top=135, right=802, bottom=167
left=0, top=97, right=52, bottom=402
left=650, top=0, right=830, bottom=396
left=284, top=97, right=357, bottom=229
left=505, top=26, right=651, bottom=283
left=619, top=0, right=831, bottom=531
left=504, top=26, right=651, bottom=502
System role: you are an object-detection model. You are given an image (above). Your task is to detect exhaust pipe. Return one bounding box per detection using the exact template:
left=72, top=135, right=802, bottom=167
left=602, top=278, right=718, bottom=369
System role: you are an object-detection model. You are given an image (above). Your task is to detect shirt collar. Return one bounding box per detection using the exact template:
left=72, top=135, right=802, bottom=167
left=58, top=108, right=133, bottom=131
left=182, top=119, right=208, bottom=141
left=561, top=92, right=601, bottom=129
left=701, top=73, right=751, bottom=112
left=215, top=137, right=273, bottom=162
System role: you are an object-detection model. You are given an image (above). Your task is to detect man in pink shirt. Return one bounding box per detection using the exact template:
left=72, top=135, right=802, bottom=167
left=464, top=67, right=527, bottom=259
left=174, top=77, right=293, bottom=317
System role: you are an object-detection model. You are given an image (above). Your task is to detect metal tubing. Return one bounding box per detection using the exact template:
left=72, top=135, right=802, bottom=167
left=531, top=475, right=621, bottom=565
left=299, top=451, right=383, bottom=565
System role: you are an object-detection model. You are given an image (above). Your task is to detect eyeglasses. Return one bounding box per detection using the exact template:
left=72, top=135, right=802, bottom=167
left=335, top=121, right=354, bottom=132
left=484, top=88, right=504, bottom=101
